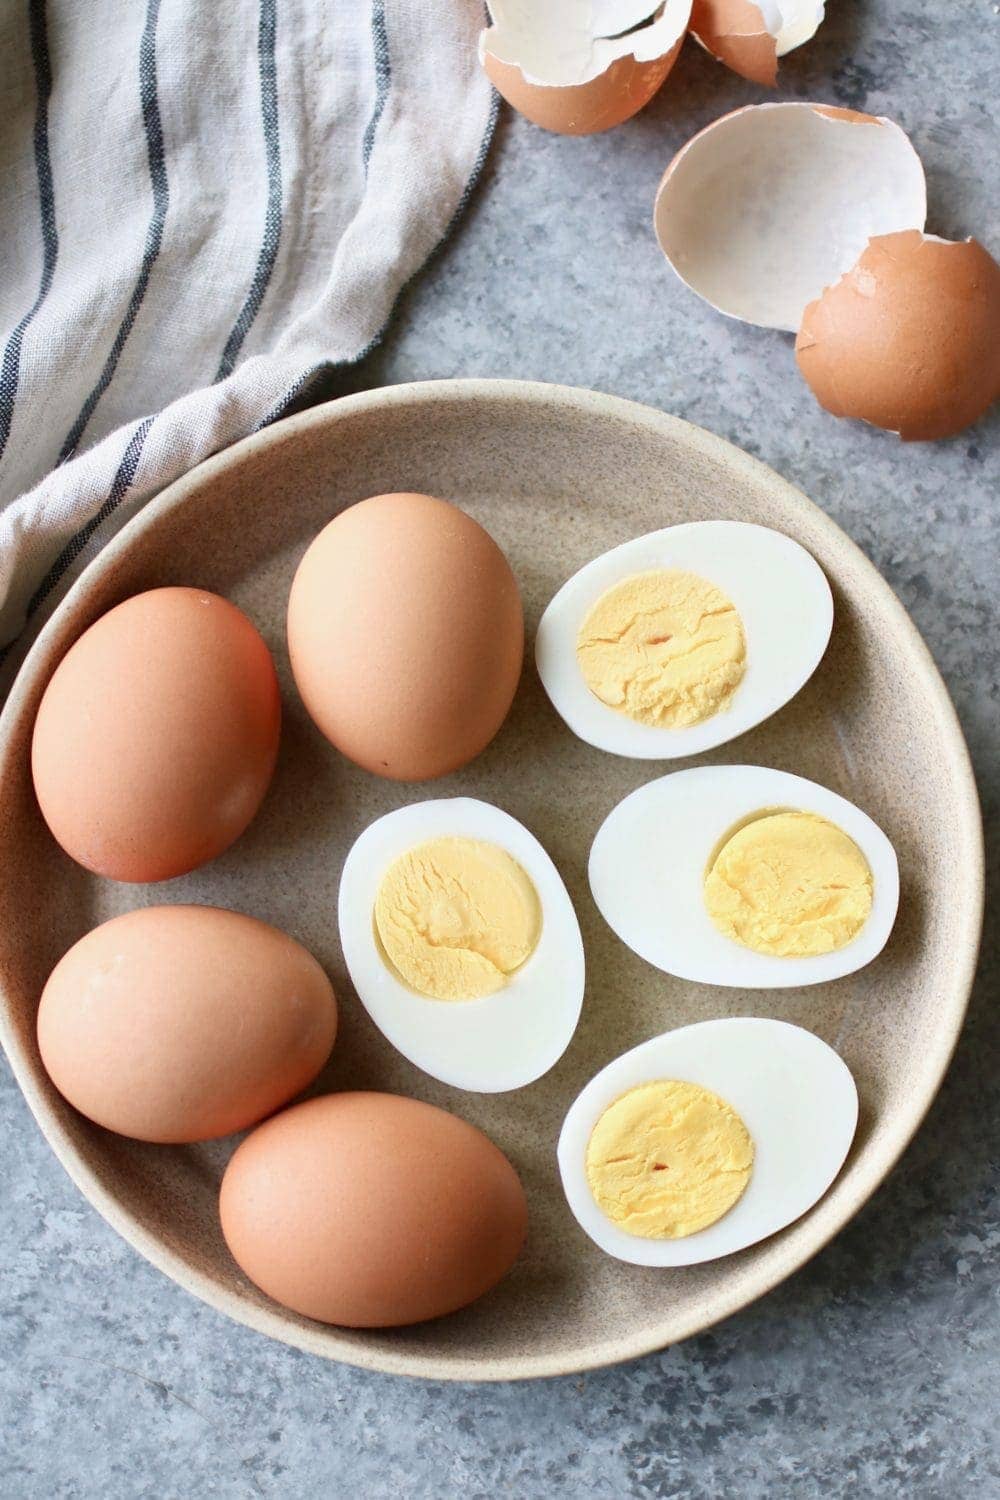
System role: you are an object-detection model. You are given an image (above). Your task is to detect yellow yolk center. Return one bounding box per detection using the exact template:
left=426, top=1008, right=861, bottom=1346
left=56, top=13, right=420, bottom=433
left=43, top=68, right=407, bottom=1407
left=374, top=836, right=542, bottom=1001
left=703, top=810, right=874, bottom=957
left=575, top=569, right=747, bottom=729
left=586, top=1080, right=754, bottom=1239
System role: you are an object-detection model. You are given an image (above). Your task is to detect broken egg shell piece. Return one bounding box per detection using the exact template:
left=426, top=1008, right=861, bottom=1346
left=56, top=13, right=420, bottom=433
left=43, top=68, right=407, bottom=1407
left=689, top=0, right=825, bottom=86
left=654, top=103, right=927, bottom=332
left=480, top=0, right=692, bottom=136
left=797, top=230, right=1000, bottom=441
left=689, top=0, right=778, bottom=86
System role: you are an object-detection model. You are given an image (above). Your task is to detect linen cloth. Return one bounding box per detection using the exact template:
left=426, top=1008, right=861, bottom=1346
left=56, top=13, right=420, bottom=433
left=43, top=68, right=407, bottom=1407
left=0, top=0, right=496, bottom=676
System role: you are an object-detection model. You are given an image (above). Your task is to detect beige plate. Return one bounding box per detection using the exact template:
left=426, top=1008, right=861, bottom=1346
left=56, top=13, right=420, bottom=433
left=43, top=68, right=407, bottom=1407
left=0, top=381, right=983, bottom=1381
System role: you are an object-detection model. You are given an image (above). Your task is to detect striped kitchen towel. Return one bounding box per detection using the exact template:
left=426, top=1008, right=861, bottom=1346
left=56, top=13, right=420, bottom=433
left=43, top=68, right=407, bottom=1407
left=0, top=0, right=496, bottom=679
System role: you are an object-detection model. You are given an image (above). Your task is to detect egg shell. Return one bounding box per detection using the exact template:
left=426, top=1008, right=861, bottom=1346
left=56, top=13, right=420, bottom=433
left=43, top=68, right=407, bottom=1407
left=481, top=44, right=683, bottom=137
left=689, top=0, right=825, bottom=85
left=558, top=1019, right=858, bottom=1266
left=287, top=494, right=523, bottom=782
left=219, top=1092, right=528, bottom=1327
left=654, top=103, right=927, bottom=331
left=535, top=521, right=833, bottom=759
left=479, top=0, right=691, bottom=136
left=37, top=906, right=337, bottom=1144
left=689, top=0, right=779, bottom=85
left=589, top=765, right=899, bottom=987
left=338, top=798, right=585, bottom=1093
left=31, top=587, right=280, bottom=883
left=796, top=231, right=1000, bottom=441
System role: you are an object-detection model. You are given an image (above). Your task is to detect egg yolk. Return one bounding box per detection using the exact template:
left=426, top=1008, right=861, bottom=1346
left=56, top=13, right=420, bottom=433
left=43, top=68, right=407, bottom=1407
left=703, top=810, right=874, bottom=957
left=575, top=570, right=746, bottom=729
left=586, top=1080, right=754, bottom=1239
left=374, top=837, right=542, bottom=1001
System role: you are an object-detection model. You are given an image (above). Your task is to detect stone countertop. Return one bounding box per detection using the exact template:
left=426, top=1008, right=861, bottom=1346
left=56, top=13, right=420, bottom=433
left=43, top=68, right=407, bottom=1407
left=3, top=3, right=998, bottom=1496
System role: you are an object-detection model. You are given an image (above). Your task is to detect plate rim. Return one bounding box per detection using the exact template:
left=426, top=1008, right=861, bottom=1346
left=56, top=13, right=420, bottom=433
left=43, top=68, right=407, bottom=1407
left=0, top=378, right=985, bottom=1382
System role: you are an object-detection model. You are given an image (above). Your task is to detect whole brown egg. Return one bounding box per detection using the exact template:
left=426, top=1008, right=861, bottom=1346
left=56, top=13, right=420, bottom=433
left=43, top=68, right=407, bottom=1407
left=219, top=1092, right=528, bottom=1327
left=31, top=587, right=281, bottom=882
left=38, top=906, right=337, bottom=1143
left=287, top=493, right=524, bottom=781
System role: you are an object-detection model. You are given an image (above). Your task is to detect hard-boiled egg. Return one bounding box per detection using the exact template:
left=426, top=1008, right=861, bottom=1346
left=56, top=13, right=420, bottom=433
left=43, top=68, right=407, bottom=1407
left=558, top=1018, right=858, bottom=1266
left=589, top=765, right=899, bottom=987
left=338, top=798, right=585, bottom=1093
left=535, top=522, right=832, bottom=760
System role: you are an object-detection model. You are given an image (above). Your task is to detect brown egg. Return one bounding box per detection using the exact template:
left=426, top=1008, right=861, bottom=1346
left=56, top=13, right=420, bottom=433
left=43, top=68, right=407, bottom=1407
left=796, top=231, right=1000, bottom=441
left=287, top=494, right=523, bottom=781
left=32, top=587, right=281, bottom=882
left=37, top=906, right=337, bottom=1143
left=482, top=44, right=682, bottom=137
left=219, top=1092, right=527, bottom=1327
left=689, top=0, right=778, bottom=86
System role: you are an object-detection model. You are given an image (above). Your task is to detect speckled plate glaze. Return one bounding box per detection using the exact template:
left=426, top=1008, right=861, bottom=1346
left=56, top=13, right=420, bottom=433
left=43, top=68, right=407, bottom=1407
left=0, top=380, right=983, bottom=1381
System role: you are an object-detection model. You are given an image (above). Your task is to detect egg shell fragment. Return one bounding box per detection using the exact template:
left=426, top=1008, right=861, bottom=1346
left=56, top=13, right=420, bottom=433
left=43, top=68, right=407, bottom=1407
left=220, top=1092, right=528, bottom=1327
left=535, top=521, right=833, bottom=760
left=287, top=493, right=523, bottom=783
left=338, top=798, right=585, bottom=1093
left=558, top=1019, right=858, bottom=1266
left=689, top=0, right=825, bottom=86
left=796, top=230, right=1000, bottom=441
left=37, top=906, right=337, bottom=1144
left=589, top=765, right=899, bottom=987
left=480, top=0, right=692, bottom=136
left=654, top=103, right=927, bottom=331
left=31, top=587, right=281, bottom=883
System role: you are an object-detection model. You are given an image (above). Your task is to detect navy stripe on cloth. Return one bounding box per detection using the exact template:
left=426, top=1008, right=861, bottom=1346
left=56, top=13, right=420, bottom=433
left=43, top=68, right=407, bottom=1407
left=361, top=1, right=391, bottom=176
left=0, top=417, right=155, bottom=667
left=0, top=0, right=58, bottom=463
left=214, top=0, right=283, bottom=381
left=57, top=0, right=169, bottom=464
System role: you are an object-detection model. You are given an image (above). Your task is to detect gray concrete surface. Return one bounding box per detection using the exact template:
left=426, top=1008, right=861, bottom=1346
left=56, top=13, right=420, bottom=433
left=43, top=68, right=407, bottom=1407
left=3, top=2, right=998, bottom=1495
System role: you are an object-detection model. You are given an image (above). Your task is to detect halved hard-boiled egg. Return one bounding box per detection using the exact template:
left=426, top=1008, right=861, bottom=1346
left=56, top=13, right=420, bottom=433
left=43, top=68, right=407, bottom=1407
left=338, top=798, right=585, bottom=1092
left=558, top=1018, right=858, bottom=1265
left=535, top=522, right=832, bottom=759
left=589, top=765, right=899, bottom=987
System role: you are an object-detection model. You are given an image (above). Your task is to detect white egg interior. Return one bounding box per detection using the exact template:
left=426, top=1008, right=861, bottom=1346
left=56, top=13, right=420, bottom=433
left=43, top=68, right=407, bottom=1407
left=558, top=1018, right=858, bottom=1266
left=654, top=104, right=927, bottom=331
left=535, top=521, right=832, bottom=760
left=590, top=765, right=899, bottom=988
left=763, top=0, right=825, bottom=55
left=338, top=798, right=585, bottom=1093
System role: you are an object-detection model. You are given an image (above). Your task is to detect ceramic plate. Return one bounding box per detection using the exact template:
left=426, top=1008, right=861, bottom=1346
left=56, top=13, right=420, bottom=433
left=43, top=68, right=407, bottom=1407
left=0, top=381, right=983, bottom=1381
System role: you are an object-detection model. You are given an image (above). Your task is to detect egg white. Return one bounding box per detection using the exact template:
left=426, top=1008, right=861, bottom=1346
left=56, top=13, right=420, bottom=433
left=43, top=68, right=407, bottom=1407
left=589, top=764, right=899, bottom=988
left=535, top=521, right=833, bottom=760
left=338, top=798, right=585, bottom=1093
left=558, top=1018, right=858, bottom=1266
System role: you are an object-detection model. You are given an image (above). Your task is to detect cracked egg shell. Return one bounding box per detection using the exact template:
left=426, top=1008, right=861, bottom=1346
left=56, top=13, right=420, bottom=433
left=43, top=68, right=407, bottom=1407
left=654, top=103, right=927, bottom=331
left=797, top=230, right=1000, bottom=441
left=480, top=0, right=691, bottom=136
left=689, top=0, right=825, bottom=87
